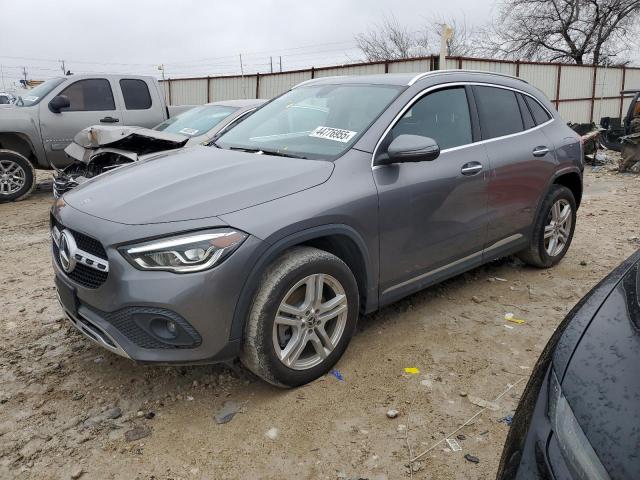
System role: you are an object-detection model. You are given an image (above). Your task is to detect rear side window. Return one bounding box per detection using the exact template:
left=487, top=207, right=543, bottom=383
left=524, top=96, right=552, bottom=125
left=59, top=79, right=115, bottom=111
left=474, top=86, right=523, bottom=139
left=120, top=79, right=152, bottom=110
left=391, top=87, right=473, bottom=150
left=516, top=94, right=536, bottom=130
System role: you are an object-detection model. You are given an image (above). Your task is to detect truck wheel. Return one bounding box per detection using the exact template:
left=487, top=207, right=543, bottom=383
left=0, top=150, right=36, bottom=203
left=241, top=247, right=359, bottom=388
left=518, top=185, right=576, bottom=268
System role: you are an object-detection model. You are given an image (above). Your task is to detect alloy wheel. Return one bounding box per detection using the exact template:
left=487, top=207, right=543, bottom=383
left=0, top=159, right=26, bottom=196
left=544, top=199, right=572, bottom=257
left=272, top=273, right=348, bottom=370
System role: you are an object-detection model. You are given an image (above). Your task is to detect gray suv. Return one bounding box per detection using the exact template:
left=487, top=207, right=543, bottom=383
left=51, top=71, right=583, bottom=387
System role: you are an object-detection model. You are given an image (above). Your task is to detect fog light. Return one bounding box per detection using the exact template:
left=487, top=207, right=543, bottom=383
left=150, top=317, right=178, bottom=340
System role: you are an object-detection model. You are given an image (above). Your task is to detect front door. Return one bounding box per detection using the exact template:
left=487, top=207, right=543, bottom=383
left=39, top=78, right=122, bottom=167
left=374, top=86, right=490, bottom=302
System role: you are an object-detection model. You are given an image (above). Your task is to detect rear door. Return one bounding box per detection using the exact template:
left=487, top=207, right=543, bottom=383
left=473, top=85, right=556, bottom=253
left=116, top=78, right=160, bottom=128
left=39, top=78, right=122, bottom=167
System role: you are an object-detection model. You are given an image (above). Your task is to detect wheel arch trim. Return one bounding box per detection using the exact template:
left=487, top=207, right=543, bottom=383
left=229, top=223, right=376, bottom=342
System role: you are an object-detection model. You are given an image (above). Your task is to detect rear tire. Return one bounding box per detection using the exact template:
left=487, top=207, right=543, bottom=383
left=240, top=246, right=359, bottom=388
left=518, top=185, right=576, bottom=268
left=0, top=149, right=36, bottom=203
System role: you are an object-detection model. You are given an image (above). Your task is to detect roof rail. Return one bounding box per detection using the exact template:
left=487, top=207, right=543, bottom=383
left=408, top=69, right=529, bottom=86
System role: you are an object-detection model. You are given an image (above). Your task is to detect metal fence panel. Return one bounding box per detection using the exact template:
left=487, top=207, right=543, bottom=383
left=595, top=67, right=623, bottom=98
left=558, top=100, right=591, bottom=123
left=559, top=66, right=593, bottom=99
left=209, top=76, right=258, bottom=101
left=461, top=59, right=517, bottom=76
left=169, top=79, right=208, bottom=105
left=258, top=71, right=312, bottom=98
left=625, top=68, right=640, bottom=90
left=592, top=98, right=622, bottom=122
left=519, top=64, right=558, bottom=100
left=388, top=59, right=432, bottom=73
left=314, top=63, right=386, bottom=78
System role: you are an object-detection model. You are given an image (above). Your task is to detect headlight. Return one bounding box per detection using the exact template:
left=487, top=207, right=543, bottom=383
left=548, top=369, right=610, bottom=480
left=121, top=229, right=247, bottom=273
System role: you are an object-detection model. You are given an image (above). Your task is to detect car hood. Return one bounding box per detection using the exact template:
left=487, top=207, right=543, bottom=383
left=63, top=145, right=334, bottom=225
left=560, top=256, right=640, bottom=479
left=65, top=125, right=189, bottom=164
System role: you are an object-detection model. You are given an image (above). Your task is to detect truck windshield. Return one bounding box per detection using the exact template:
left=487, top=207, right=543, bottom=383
left=155, top=105, right=239, bottom=137
left=215, top=84, right=402, bottom=160
left=16, top=78, right=67, bottom=107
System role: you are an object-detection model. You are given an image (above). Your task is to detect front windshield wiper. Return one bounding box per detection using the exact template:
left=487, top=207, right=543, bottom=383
left=228, top=146, right=307, bottom=159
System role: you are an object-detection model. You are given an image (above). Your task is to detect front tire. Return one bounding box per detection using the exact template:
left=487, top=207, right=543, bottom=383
left=240, top=247, right=359, bottom=387
left=0, top=150, right=36, bottom=203
left=518, top=185, right=577, bottom=268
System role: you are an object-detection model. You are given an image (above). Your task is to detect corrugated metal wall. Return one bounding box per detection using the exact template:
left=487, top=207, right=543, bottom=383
left=161, top=56, right=640, bottom=123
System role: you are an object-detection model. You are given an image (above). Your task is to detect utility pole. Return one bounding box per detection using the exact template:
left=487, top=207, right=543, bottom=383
left=279, top=56, right=282, bottom=72
left=157, top=64, right=165, bottom=82
left=0, top=64, right=5, bottom=91
left=239, top=54, right=247, bottom=98
left=22, top=67, right=28, bottom=86
left=59, top=59, right=66, bottom=75
left=270, top=56, right=273, bottom=74
left=440, top=24, right=454, bottom=70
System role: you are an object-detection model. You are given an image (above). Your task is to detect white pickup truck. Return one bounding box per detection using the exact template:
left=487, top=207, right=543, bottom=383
left=0, top=74, right=189, bottom=202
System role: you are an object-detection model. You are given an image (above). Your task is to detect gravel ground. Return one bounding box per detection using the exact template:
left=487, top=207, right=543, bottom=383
left=1, top=168, right=639, bottom=480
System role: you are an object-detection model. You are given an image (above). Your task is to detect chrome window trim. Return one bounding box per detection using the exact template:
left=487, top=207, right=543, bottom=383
left=371, top=81, right=554, bottom=170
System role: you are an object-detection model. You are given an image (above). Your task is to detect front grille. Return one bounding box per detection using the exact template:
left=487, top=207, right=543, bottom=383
left=51, top=215, right=109, bottom=289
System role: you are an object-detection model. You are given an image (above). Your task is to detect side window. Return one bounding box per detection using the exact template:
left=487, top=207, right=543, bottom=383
left=524, top=96, right=552, bottom=125
left=59, top=79, right=115, bottom=111
left=474, top=86, right=523, bottom=139
left=516, top=93, right=536, bottom=130
left=391, top=87, right=473, bottom=150
left=120, top=79, right=152, bottom=110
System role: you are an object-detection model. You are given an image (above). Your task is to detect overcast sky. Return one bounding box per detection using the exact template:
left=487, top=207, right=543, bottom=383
left=0, top=0, right=496, bottom=89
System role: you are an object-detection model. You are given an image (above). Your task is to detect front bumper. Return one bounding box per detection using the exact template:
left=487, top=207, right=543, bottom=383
left=51, top=205, right=262, bottom=364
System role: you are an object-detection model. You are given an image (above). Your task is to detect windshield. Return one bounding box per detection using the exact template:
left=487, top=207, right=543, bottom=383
left=216, top=84, right=402, bottom=159
left=154, top=105, right=239, bottom=137
left=17, top=77, right=67, bottom=107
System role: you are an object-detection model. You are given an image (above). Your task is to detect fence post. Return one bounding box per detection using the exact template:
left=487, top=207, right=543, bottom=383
left=555, top=64, right=562, bottom=109
left=207, top=77, right=211, bottom=103
left=167, top=79, right=172, bottom=106
left=515, top=60, right=520, bottom=77
left=311, top=66, right=315, bottom=79
left=384, top=61, right=389, bottom=73
left=619, top=66, right=627, bottom=118
left=589, top=65, right=598, bottom=123
left=457, top=57, right=462, bottom=70
left=255, top=72, right=260, bottom=99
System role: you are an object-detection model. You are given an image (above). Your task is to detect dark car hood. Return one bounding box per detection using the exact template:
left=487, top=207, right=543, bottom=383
left=63, top=146, right=333, bottom=225
left=561, top=256, right=640, bottom=479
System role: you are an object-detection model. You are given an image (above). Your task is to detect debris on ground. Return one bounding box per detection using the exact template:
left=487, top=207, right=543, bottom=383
left=446, top=438, right=462, bottom=451
left=265, top=428, right=279, bottom=440
left=499, top=415, right=514, bottom=426
left=214, top=401, right=243, bottom=425
left=467, top=396, right=500, bottom=411
left=464, top=454, right=480, bottom=464
left=330, top=369, right=345, bottom=381
left=105, top=407, right=122, bottom=420
left=124, top=425, right=151, bottom=442
left=70, top=466, right=84, bottom=479
left=403, top=367, right=420, bottom=374
left=504, top=313, right=525, bottom=325
left=386, top=409, right=399, bottom=419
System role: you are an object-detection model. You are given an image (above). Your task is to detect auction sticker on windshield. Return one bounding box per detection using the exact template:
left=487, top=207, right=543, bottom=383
left=309, top=126, right=357, bottom=143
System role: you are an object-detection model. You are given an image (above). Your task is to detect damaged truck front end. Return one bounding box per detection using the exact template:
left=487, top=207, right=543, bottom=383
left=54, top=126, right=188, bottom=198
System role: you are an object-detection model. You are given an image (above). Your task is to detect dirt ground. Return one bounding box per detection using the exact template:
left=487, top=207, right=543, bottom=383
left=1, top=166, right=639, bottom=480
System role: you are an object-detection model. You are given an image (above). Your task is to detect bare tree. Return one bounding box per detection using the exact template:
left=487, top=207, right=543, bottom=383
left=482, top=0, right=640, bottom=65
left=356, top=15, right=430, bottom=61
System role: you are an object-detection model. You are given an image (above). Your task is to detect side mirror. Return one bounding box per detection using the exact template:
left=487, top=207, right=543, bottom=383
left=49, top=95, right=70, bottom=113
left=377, top=134, right=440, bottom=166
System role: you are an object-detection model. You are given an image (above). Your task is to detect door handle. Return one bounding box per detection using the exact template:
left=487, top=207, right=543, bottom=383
left=100, top=116, right=119, bottom=123
left=533, top=146, right=549, bottom=157
left=461, top=162, right=483, bottom=176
